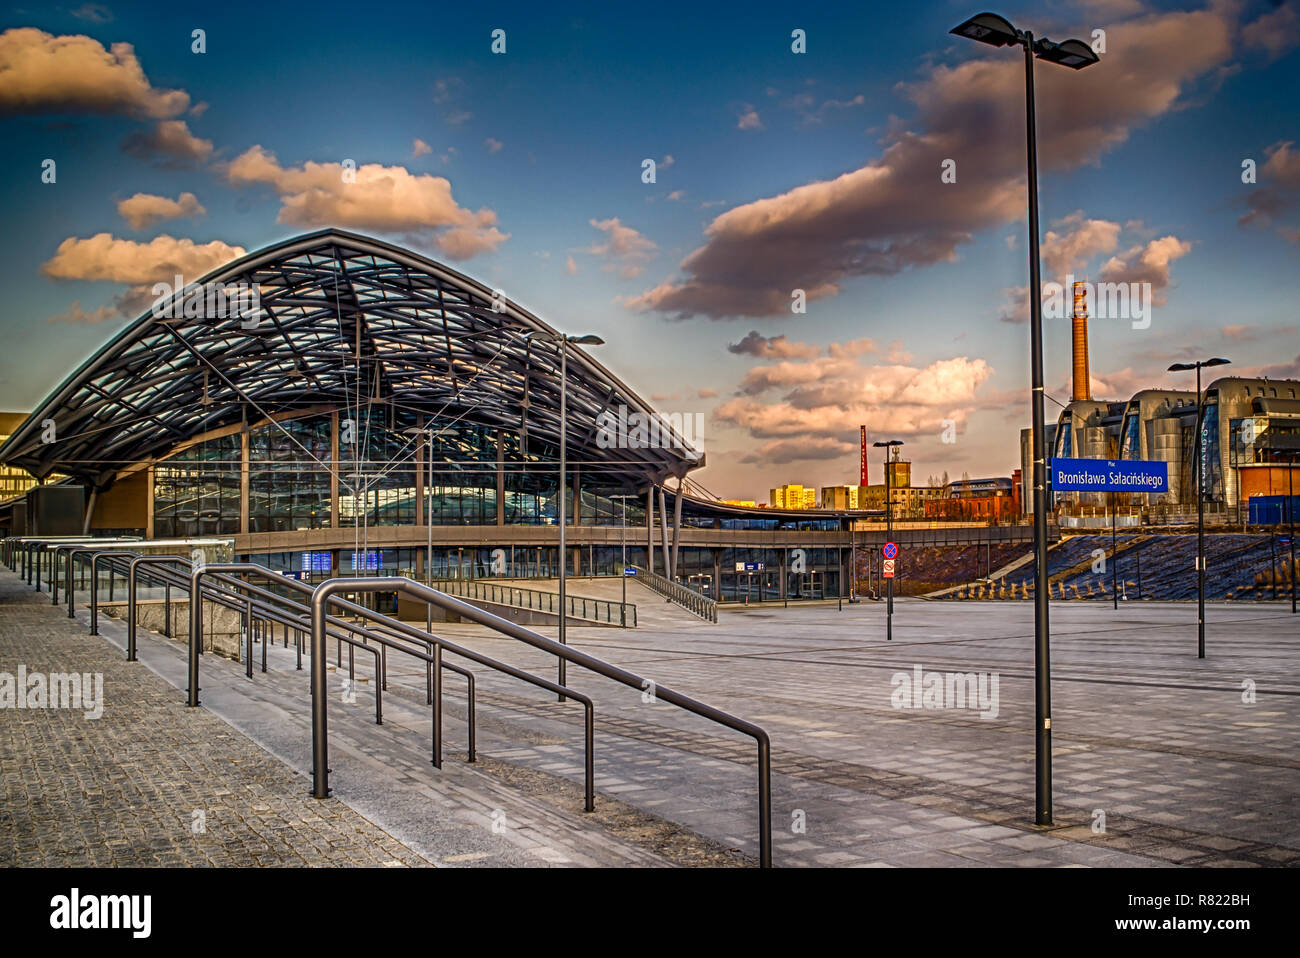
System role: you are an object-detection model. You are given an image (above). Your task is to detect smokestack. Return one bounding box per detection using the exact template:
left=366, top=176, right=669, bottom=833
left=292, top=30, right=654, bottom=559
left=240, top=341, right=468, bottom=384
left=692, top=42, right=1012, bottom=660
left=859, top=425, right=868, bottom=486
left=1072, top=280, right=1091, bottom=402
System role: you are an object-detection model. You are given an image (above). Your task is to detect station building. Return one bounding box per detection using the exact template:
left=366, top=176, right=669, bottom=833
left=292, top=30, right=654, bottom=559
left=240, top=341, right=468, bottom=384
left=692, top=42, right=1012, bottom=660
left=0, top=230, right=871, bottom=604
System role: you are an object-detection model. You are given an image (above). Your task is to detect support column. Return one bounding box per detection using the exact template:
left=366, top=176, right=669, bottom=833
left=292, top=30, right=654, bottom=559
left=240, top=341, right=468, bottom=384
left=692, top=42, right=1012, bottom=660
left=329, top=411, right=340, bottom=529
left=658, top=486, right=671, bottom=581
left=574, top=467, right=582, bottom=523
left=646, top=486, right=655, bottom=574
left=415, top=432, right=425, bottom=526
left=496, top=429, right=505, bottom=526
left=670, top=480, right=683, bottom=581
left=145, top=466, right=155, bottom=539
left=82, top=489, right=97, bottom=535
left=239, top=427, right=250, bottom=535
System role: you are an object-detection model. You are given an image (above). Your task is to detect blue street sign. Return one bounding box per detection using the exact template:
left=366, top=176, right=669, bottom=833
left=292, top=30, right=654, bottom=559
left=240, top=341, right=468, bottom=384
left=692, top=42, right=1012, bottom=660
left=882, top=542, right=898, bottom=559
left=624, top=567, right=637, bottom=576
left=1049, top=458, right=1168, bottom=493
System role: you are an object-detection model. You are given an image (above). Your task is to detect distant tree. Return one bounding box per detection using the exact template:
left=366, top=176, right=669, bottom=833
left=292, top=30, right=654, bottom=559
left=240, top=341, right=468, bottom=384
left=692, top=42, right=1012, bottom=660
left=962, top=471, right=971, bottom=483
left=927, top=474, right=938, bottom=488
left=940, top=470, right=949, bottom=487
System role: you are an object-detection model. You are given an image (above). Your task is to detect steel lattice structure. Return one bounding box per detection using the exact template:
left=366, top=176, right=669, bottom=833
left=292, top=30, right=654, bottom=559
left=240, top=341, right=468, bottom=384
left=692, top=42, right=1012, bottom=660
left=0, top=229, right=703, bottom=493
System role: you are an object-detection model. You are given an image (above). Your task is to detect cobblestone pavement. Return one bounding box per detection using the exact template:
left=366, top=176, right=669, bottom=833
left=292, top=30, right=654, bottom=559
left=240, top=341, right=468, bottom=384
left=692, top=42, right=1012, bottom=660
left=0, top=573, right=431, bottom=867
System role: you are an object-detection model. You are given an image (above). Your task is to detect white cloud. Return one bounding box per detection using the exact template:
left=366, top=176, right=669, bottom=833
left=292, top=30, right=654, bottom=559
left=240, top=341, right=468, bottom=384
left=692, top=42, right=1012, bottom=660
left=0, top=27, right=189, bottom=118
left=116, top=191, right=206, bottom=230
left=223, top=145, right=508, bottom=258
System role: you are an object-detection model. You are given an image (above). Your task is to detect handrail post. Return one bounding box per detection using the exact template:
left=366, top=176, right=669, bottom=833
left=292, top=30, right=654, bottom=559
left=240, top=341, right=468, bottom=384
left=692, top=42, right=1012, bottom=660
left=466, top=672, right=476, bottom=763
left=67, top=549, right=82, bottom=618
left=310, top=583, right=333, bottom=798
left=244, top=600, right=254, bottom=680
left=89, top=553, right=98, bottom=633
left=188, top=566, right=204, bottom=706
left=757, top=734, right=772, bottom=868
left=127, top=560, right=140, bottom=661
left=584, top=701, right=595, bottom=812
left=432, top=642, right=443, bottom=769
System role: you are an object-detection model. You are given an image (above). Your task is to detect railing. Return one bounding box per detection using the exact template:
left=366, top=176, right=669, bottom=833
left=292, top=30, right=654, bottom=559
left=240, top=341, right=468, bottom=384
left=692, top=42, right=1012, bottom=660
left=429, top=577, right=637, bottom=628
left=309, top=576, right=769, bottom=866
left=628, top=566, right=718, bottom=623
left=14, top=543, right=770, bottom=866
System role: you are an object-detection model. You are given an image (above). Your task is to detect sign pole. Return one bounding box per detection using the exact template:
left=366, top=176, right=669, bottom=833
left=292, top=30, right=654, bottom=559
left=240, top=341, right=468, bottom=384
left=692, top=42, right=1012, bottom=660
left=881, top=541, right=898, bottom=641
left=885, top=451, right=893, bottom=641
left=1112, top=491, right=1118, bottom=610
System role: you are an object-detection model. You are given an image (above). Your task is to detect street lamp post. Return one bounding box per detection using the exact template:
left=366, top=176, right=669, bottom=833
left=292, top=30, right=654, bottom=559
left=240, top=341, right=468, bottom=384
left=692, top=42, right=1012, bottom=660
left=951, top=11, right=1100, bottom=828
left=611, top=493, right=635, bottom=618
left=873, top=440, right=903, bottom=641
left=1290, top=451, right=1296, bottom=614
left=1168, top=357, right=1230, bottom=658
left=527, top=330, right=604, bottom=699
left=403, top=423, right=448, bottom=632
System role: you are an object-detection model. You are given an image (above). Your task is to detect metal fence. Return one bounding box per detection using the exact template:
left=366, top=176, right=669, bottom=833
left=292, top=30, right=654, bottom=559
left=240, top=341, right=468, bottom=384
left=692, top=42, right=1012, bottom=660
left=430, top=577, right=636, bottom=628
left=629, top=565, right=718, bottom=623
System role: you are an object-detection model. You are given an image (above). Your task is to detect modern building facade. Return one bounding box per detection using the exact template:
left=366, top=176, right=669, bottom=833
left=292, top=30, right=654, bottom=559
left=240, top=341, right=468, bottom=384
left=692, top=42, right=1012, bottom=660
left=0, top=412, right=39, bottom=503
left=769, top=484, right=817, bottom=509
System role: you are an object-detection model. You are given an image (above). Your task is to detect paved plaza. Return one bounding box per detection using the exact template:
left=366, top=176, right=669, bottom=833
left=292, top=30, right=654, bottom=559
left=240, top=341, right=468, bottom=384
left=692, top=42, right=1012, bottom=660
left=2, top=567, right=1298, bottom=867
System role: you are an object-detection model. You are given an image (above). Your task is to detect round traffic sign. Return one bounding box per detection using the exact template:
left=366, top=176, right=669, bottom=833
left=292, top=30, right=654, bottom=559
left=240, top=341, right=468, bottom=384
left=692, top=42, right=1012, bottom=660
left=882, top=542, right=898, bottom=559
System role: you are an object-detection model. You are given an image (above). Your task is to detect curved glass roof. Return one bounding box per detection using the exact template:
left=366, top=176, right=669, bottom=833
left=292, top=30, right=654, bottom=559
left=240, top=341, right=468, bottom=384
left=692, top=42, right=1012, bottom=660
left=0, top=229, right=703, bottom=490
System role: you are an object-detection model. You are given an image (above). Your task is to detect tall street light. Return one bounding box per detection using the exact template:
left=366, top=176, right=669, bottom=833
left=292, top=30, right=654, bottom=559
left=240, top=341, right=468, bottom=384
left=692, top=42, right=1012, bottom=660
left=1168, top=357, right=1231, bottom=657
left=403, top=423, right=457, bottom=631
left=526, top=329, right=605, bottom=699
left=951, top=11, right=1100, bottom=828
left=611, top=493, right=636, bottom=621
left=873, top=439, right=903, bottom=641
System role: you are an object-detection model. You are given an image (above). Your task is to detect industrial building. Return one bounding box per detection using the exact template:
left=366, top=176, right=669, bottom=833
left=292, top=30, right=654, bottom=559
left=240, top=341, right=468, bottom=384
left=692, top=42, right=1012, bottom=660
left=1021, top=282, right=1299, bottom=520
left=925, top=473, right=1022, bottom=522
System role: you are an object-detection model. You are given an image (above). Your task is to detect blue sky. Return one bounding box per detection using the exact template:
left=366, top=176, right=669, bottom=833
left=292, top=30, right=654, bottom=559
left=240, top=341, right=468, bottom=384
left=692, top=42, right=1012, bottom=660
left=1, top=0, right=1298, bottom=498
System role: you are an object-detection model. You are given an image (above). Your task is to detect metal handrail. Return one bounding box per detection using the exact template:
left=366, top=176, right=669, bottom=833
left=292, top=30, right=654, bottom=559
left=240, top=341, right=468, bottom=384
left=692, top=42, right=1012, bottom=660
left=89, top=551, right=143, bottom=635
left=101, top=554, right=389, bottom=726
left=629, top=565, right=718, bottom=623
left=126, top=555, right=189, bottom=660
left=309, top=576, right=771, bottom=867
left=177, top=562, right=586, bottom=785
left=430, top=576, right=637, bottom=628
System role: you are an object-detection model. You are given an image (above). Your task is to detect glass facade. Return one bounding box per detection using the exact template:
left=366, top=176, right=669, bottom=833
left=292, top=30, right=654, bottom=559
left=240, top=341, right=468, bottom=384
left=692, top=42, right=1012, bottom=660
left=238, top=543, right=849, bottom=601
left=147, top=409, right=856, bottom=601
left=153, top=434, right=240, bottom=537
left=153, top=411, right=656, bottom=535
left=250, top=416, right=332, bottom=532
